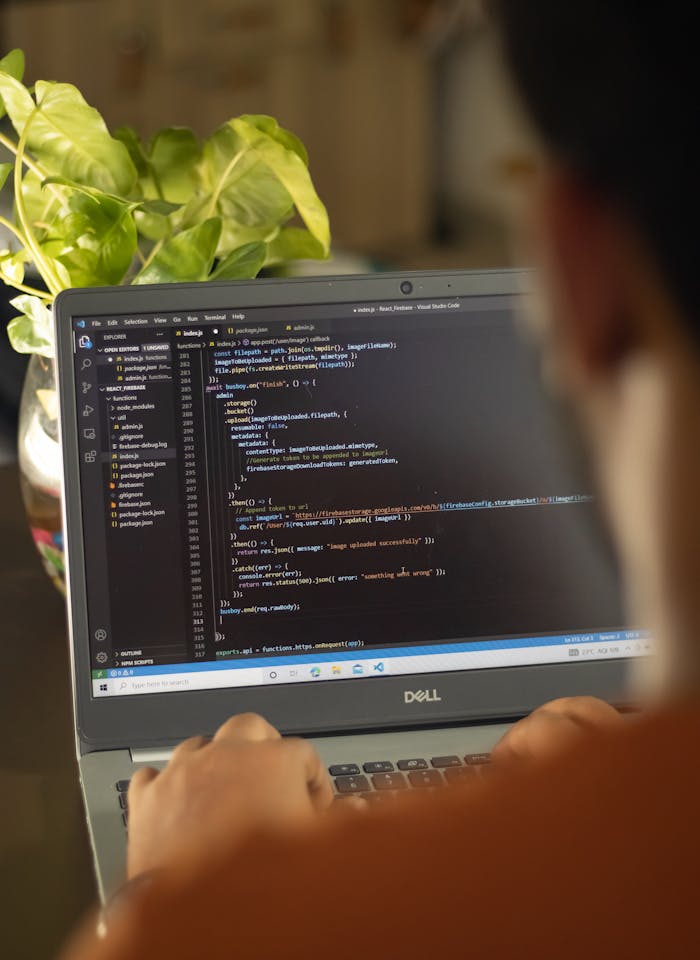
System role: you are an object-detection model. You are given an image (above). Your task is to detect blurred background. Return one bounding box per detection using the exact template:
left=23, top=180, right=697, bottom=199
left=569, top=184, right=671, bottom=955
left=0, top=0, right=519, bottom=464
left=1, top=6, right=529, bottom=955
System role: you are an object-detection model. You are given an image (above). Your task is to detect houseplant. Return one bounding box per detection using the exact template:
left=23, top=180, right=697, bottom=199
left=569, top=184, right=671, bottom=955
left=0, top=48, right=330, bottom=590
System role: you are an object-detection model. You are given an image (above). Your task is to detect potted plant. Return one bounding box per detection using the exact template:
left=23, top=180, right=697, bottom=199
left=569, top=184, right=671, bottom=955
left=0, top=48, right=330, bottom=590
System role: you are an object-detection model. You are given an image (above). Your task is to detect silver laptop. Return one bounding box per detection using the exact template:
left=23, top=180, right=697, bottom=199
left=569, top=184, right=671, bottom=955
left=54, top=269, right=641, bottom=898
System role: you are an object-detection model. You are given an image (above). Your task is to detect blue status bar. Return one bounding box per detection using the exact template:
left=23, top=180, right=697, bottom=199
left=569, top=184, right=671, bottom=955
left=105, top=629, right=648, bottom=679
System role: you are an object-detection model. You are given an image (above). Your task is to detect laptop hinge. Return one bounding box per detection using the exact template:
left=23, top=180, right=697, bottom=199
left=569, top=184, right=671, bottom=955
left=130, top=747, right=175, bottom=764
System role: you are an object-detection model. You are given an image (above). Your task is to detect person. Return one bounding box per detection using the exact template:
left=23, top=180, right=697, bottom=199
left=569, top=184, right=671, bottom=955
left=63, top=3, right=700, bottom=957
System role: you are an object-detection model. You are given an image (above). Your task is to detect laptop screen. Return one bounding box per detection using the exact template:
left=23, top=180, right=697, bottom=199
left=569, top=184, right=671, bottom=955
left=70, top=290, right=639, bottom=698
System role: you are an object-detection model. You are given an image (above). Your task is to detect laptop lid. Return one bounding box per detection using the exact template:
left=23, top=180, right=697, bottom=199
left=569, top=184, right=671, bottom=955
left=55, top=270, right=642, bottom=751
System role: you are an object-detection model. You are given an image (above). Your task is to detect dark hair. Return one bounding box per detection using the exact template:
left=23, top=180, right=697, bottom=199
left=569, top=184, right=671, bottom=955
left=491, top=1, right=699, bottom=326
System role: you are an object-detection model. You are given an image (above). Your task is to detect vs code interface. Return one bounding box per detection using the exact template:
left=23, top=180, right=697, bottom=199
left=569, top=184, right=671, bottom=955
left=71, top=293, right=640, bottom=697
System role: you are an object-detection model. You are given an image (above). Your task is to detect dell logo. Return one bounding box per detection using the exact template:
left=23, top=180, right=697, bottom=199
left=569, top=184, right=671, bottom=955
left=404, top=689, right=442, bottom=704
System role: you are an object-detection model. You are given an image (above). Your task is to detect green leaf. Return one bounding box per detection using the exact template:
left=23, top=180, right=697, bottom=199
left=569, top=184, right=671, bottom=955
left=36, top=231, right=72, bottom=287
left=229, top=117, right=329, bottom=255
left=200, top=123, right=295, bottom=247
left=139, top=199, right=181, bottom=216
left=115, top=126, right=201, bottom=204
left=0, top=162, right=12, bottom=192
left=238, top=115, right=308, bottom=165
left=42, top=175, right=130, bottom=205
left=0, top=49, right=24, bottom=81
left=50, top=190, right=138, bottom=286
left=0, top=248, right=28, bottom=285
left=19, top=169, right=65, bottom=241
left=133, top=200, right=181, bottom=242
left=196, top=117, right=329, bottom=258
left=0, top=48, right=24, bottom=120
left=211, top=242, right=267, bottom=281
left=265, top=226, right=328, bottom=264
left=113, top=125, right=150, bottom=178
left=0, top=65, right=34, bottom=132
left=133, top=218, right=221, bottom=285
left=146, top=127, right=201, bottom=204
left=174, top=188, right=275, bottom=253
left=45, top=175, right=181, bottom=244
left=20, top=82, right=137, bottom=195
left=134, top=210, right=168, bottom=241
left=44, top=178, right=180, bottom=218
left=7, top=294, right=53, bottom=357
left=217, top=219, right=284, bottom=255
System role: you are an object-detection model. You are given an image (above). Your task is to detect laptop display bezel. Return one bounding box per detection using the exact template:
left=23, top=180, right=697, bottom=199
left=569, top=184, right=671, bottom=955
left=55, top=269, right=633, bottom=750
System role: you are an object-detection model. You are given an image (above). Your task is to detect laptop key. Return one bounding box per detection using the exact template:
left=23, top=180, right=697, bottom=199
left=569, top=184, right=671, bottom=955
left=118, top=793, right=128, bottom=809
left=408, top=769, right=443, bottom=788
left=121, top=812, right=128, bottom=828
left=363, top=761, right=394, bottom=774
left=464, top=753, right=491, bottom=765
left=335, top=775, right=370, bottom=794
left=116, top=779, right=131, bottom=793
left=371, top=773, right=407, bottom=791
left=431, top=756, right=462, bottom=768
left=397, top=758, right=428, bottom=771
left=329, top=764, right=361, bottom=777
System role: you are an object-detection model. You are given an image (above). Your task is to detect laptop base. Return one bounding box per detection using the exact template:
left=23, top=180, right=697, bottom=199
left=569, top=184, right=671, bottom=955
left=81, top=721, right=512, bottom=899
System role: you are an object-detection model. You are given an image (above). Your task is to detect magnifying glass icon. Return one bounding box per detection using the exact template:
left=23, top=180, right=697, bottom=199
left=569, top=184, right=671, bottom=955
left=81, top=358, right=92, bottom=370
left=119, top=682, right=127, bottom=690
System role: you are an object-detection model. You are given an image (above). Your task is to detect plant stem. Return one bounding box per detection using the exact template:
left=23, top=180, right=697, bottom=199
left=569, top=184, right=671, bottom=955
left=136, top=237, right=164, bottom=276
left=0, top=277, right=53, bottom=301
left=13, top=125, right=62, bottom=295
left=151, top=165, right=165, bottom=202
left=1, top=125, right=65, bottom=281
left=0, top=214, right=28, bottom=246
left=0, top=132, right=66, bottom=208
left=0, top=131, right=49, bottom=184
left=0, top=216, right=53, bottom=299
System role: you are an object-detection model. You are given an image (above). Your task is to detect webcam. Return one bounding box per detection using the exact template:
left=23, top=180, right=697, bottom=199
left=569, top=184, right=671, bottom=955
left=399, top=280, right=413, bottom=295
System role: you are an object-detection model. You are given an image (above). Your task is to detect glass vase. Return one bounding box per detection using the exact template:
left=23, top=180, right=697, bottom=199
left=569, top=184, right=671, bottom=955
left=17, top=353, right=65, bottom=593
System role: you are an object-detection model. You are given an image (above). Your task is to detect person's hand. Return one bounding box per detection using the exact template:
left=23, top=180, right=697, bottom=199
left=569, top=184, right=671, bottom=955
left=126, top=713, right=334, bottom=880
left=491, top=696, right=623, bottom=766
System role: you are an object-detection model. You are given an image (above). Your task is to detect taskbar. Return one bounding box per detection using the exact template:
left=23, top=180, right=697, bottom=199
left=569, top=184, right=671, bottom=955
left=92, top=629, right=650, bottom=698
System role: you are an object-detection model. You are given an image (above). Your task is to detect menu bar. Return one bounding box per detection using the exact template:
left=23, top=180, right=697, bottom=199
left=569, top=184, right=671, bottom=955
left=73, top=296, right=513, bottom=333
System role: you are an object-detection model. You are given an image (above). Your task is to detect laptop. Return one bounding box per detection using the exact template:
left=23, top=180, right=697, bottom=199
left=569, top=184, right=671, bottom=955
left=54, top=269, right=642, bottom=898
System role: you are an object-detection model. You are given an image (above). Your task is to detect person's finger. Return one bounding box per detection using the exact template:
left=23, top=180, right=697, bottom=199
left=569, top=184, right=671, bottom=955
left=212, top=713, right=281, bottom=744
left=128, top=765, right=159, bottom=797
left=171, top=734, right=210, bottom=758
left=541, top=696, right=623, bottom=728
left=492, top=712, right=567, bottom=763
left=285, top=737, right=334, bottom=812
left=493, top=697, right=621, bottom=763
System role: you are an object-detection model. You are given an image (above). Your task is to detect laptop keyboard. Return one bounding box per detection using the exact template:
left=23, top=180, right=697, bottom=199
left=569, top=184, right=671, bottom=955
left=329, top=754, right=491, bottom=798
left=115, top=753, right=491, bottom=829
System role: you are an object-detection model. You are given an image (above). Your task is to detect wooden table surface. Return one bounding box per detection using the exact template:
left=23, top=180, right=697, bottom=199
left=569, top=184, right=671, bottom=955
left=0, top=465, right=96, bottom=959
